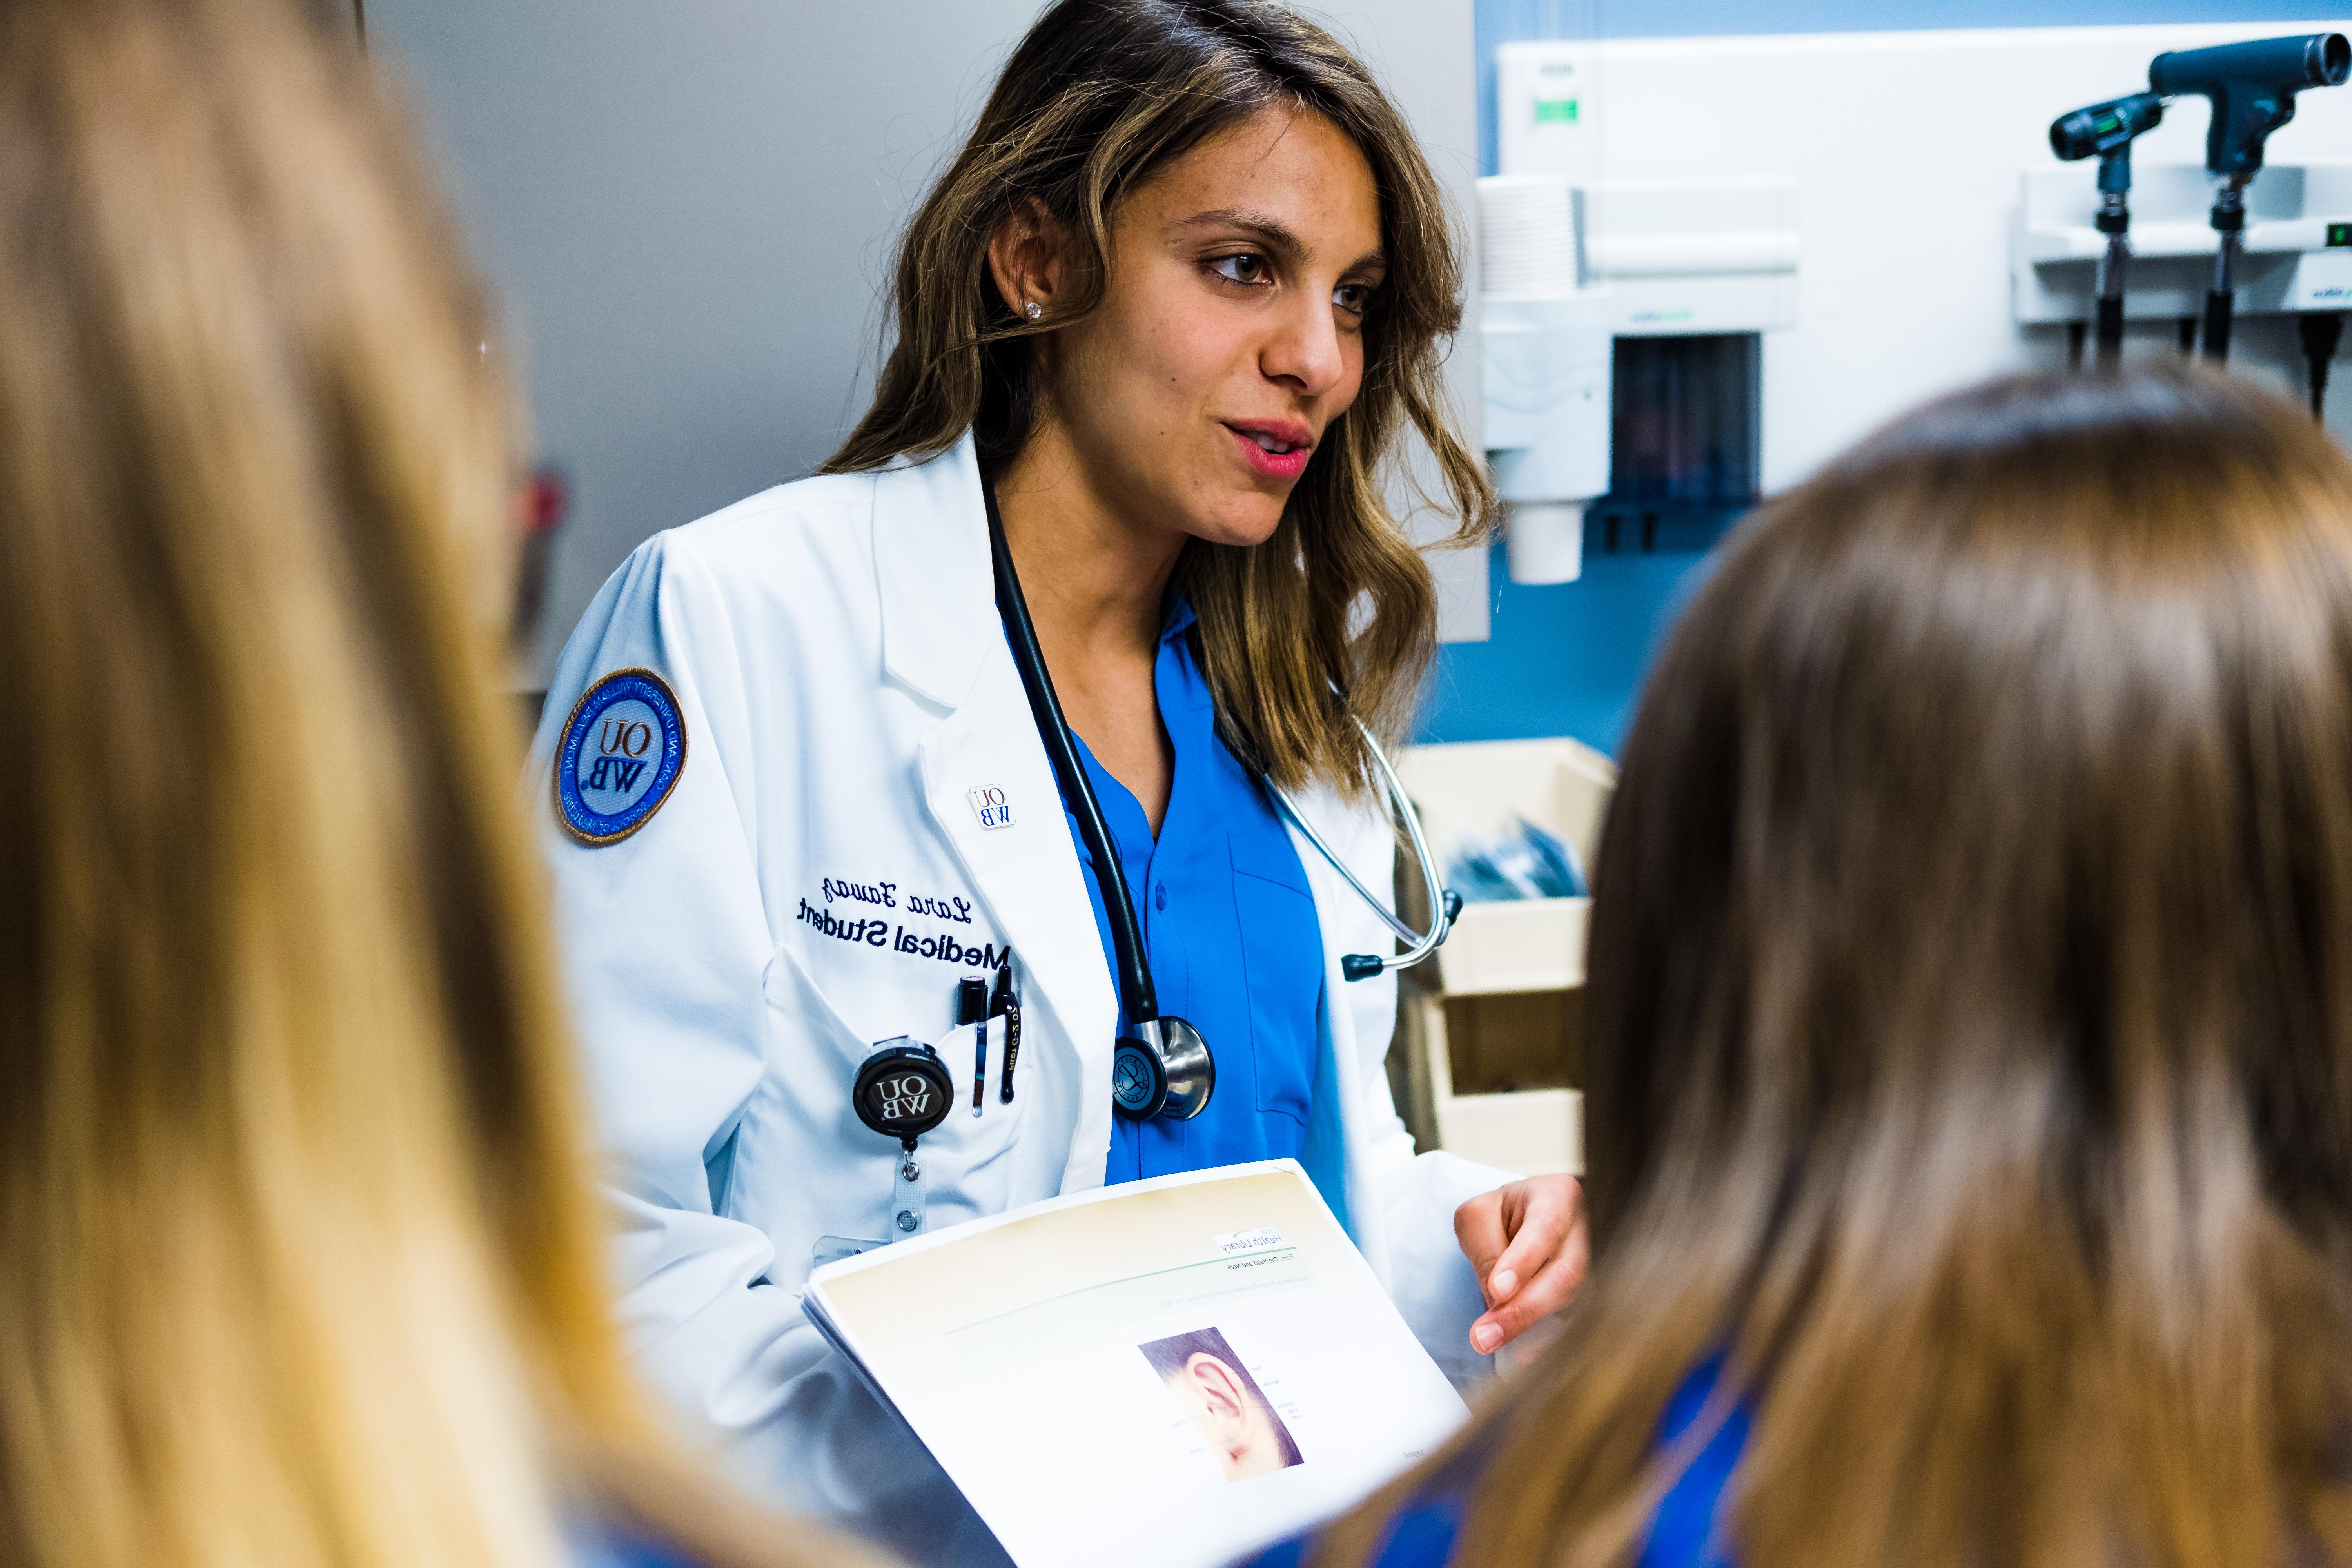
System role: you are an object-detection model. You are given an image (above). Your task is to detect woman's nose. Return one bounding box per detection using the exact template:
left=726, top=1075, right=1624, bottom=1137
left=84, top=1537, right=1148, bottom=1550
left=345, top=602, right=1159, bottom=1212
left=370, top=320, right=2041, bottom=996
left=1259, top=294, right=1348, bottom=396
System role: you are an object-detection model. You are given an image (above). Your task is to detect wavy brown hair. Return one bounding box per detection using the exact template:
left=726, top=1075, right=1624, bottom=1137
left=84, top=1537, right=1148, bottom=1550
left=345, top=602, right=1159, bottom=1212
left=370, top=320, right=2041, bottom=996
left=1321, top=366, right=2352, bottom=1568
left=822, top=0, right=1494, bottom=793
left=0, top=2, right=878, bottom=1565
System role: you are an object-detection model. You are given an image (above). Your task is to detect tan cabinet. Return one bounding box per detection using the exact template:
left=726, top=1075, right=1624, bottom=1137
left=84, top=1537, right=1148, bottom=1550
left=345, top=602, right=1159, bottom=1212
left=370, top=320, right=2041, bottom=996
left=1390, top=738, right=1614, bottom=1176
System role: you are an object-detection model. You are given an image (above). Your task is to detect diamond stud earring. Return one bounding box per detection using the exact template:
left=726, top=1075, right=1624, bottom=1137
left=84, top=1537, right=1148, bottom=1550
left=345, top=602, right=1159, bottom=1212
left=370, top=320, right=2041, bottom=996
left=1024, top=301, right=1043, bottom=321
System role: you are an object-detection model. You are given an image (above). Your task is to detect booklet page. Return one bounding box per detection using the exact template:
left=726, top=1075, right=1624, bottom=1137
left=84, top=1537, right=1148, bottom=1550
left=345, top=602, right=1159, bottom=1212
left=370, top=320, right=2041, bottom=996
left=805, top=1160, right=1469, bottom=1568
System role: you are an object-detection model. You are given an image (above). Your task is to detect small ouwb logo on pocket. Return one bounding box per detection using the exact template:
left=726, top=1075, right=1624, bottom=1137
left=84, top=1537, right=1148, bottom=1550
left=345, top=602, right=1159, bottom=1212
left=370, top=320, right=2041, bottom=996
left=967, top=784, right=1013, bottom=830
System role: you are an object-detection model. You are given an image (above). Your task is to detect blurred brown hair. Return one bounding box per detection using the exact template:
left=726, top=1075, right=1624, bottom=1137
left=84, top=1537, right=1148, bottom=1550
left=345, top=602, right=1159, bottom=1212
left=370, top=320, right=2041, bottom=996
left=1323, top=366, right=2352, bottom=1568
left=0, top=2, right=876, bottom=1564
left=821, top=0, right=1495, bottom=795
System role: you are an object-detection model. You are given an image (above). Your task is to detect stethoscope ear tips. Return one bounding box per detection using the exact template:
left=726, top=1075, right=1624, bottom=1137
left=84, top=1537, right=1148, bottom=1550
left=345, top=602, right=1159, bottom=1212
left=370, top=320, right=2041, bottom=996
left=1339, top=891, right=1466, bottom=984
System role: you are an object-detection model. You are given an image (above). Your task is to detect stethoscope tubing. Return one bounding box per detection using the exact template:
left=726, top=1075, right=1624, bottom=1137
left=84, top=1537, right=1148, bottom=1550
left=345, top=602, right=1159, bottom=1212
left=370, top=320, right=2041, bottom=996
left=985, top=481, right=1162, bottom=1025
left=1267, top=715, right=1457, bottom=976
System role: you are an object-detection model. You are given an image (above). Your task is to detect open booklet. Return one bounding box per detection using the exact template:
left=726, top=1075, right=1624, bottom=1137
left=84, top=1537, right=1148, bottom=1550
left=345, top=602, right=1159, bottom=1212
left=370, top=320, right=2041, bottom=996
left=803, top=1160, right=1471, bottom=1568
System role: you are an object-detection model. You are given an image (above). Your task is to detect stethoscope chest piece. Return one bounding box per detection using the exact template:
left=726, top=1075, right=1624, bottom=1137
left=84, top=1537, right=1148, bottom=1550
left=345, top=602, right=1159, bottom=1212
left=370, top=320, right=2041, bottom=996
left=1112, top=1015, right=1214, bottom=1122
left=855, top=1037, right=954, bottom=1174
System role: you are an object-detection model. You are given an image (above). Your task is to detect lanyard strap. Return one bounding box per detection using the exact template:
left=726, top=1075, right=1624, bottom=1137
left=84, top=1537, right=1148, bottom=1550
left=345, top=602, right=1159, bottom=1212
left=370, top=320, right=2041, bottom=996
left=984, top=481, right=1160, bottom=1025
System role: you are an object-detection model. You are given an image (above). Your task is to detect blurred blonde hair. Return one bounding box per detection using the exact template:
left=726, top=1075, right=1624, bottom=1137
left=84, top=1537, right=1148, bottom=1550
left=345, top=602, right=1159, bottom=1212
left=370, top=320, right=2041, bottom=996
left=0, top=2, right=875, bottom=1565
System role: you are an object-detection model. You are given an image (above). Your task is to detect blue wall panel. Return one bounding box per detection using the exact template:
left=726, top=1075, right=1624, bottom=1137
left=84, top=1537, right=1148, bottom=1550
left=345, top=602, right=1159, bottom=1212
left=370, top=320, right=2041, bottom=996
left=1421, top=541, right=1718, bottom=754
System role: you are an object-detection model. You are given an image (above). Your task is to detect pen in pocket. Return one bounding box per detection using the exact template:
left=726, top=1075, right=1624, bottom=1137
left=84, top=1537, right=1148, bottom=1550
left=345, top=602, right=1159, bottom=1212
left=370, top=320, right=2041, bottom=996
left=992, top=959, right=1020, bottom=1103
left=959, top=975, right=989, bottom=1116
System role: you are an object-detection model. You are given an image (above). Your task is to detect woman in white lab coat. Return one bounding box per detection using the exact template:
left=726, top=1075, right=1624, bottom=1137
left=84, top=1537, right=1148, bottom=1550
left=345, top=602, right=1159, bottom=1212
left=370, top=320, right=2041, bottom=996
left=535, top=2, right=1588, bottom=1561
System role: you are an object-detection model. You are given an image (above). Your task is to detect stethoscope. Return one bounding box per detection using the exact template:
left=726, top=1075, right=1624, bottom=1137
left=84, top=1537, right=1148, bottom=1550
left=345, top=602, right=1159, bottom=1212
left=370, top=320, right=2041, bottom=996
left=983, top=481, right=1461, bottom=1123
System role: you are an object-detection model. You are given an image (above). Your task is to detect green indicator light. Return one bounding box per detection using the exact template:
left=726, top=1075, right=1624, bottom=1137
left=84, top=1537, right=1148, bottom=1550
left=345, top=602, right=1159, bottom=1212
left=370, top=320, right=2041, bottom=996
left=2329, top=222, right=2352, bottom=248
left=1534, top=98, right=1579, bottom=123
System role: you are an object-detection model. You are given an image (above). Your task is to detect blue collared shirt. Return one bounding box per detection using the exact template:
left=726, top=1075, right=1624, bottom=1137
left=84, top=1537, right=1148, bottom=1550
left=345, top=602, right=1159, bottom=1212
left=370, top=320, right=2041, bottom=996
left=1056, top=597, right=1326, bottom=1182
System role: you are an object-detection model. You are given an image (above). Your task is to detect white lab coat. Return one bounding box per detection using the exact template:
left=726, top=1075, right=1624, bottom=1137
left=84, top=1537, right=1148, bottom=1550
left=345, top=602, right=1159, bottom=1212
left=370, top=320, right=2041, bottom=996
left=533, top=433, right=1510, bottom=1566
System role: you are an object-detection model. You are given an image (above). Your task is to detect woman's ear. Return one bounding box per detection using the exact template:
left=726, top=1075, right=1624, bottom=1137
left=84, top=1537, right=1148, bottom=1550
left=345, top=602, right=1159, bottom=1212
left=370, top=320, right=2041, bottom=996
left=1184, top=1355, right=1249, bottom=1426
left=987, top=196, right=1067, bottom=323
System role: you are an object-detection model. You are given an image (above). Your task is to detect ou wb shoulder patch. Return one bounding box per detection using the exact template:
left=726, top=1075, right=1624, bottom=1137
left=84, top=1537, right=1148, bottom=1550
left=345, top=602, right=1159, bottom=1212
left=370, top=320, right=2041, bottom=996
left=554, top=668, right=687, bottom=845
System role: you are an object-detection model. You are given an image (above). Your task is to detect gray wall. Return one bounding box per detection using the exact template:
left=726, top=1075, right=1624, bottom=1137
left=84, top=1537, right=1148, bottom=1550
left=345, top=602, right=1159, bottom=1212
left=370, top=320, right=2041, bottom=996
left=367, top=0, right=1486, bottom=681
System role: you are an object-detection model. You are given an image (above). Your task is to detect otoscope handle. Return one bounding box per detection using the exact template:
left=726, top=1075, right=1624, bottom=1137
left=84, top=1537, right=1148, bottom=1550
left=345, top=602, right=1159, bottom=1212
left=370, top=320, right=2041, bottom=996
left=2203, top=289, right=2236, bottom=363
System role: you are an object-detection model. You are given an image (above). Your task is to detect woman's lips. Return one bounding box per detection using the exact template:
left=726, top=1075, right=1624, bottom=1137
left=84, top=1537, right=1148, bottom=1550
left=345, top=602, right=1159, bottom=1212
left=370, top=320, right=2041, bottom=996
left=1224, top=423, right=1312, bottom=480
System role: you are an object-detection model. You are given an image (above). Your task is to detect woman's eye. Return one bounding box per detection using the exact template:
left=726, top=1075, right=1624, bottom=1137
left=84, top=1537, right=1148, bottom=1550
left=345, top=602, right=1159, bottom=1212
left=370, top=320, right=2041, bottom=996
left=1333, top=282, right=1372, bottom=315
left=1210, top=253, right=1271, bottom=287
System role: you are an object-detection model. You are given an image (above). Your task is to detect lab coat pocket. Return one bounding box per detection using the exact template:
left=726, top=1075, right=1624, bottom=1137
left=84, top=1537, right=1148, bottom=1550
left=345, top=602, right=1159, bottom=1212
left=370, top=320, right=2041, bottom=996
left=762, top=933, right=1029, bottom=1227
left=720, top=938, right=911, bottom=1264
left=1230, top=842, right=1323, bottom=1130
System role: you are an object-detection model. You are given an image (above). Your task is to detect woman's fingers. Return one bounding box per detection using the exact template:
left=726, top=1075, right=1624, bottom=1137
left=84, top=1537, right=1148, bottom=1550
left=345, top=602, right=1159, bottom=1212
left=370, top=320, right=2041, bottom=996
left=1457, top=1176, right=1590, bottom=1354
left=1473, top=1244, right=1584, bottom=1350
left=1485, top=1183, right=1568, bottom=1298
left=1507, top=1228, right=1588, bottom=1319
left=1452, top=1189, right=1514, bottom=1306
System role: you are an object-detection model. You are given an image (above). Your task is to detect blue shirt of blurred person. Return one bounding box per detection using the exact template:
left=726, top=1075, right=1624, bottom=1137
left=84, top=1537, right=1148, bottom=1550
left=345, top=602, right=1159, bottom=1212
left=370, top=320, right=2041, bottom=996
left=1241, top=1356, right=1750, bottom=1568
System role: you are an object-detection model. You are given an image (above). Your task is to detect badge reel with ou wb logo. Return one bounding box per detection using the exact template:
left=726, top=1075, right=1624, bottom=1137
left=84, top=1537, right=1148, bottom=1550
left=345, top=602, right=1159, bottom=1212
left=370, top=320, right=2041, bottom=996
left=855, top=1037, right=954, bottom=1184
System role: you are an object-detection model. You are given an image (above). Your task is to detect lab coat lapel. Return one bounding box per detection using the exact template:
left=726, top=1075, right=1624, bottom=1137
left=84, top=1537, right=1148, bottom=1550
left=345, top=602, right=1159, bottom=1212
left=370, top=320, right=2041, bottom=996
left=873, top=436, right=1119, bottom=1194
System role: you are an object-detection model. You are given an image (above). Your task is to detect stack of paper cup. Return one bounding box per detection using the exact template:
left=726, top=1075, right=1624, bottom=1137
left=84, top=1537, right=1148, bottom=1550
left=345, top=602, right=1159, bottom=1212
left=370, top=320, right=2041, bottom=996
left=1477, top=174, right=1583, bottom=299
left=1477, top=173, right=1609, bottom=584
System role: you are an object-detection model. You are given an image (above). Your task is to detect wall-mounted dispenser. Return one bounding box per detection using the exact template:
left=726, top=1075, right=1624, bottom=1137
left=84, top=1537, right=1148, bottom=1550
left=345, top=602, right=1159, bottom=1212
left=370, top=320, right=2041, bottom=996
left=1479, top=174, right=1612, bottom=584
left=1490, top=45, right=1793, bottom=566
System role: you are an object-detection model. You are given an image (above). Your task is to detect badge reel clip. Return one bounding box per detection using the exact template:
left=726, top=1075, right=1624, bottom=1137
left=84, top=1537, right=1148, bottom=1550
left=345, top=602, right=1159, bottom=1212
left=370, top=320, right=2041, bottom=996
left=854, top=1036, right=954, bottom=1184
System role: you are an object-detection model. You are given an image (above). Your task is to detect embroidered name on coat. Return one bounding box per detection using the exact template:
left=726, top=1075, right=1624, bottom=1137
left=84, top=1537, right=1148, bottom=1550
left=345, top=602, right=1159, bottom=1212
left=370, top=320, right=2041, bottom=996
left=817, top=877, right=974, bottom=924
